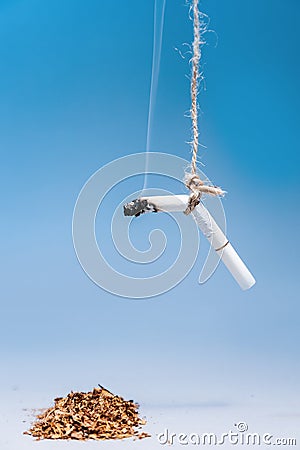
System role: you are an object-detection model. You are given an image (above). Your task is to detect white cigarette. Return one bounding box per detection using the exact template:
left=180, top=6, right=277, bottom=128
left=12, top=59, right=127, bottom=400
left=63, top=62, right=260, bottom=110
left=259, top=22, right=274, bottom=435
left=124, top=195, right=256, bottom=290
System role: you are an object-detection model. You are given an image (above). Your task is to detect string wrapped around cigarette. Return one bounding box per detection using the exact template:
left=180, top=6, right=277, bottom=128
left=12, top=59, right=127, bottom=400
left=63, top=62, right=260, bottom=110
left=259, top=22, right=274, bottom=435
left=124, top=195, right=255, bottom=291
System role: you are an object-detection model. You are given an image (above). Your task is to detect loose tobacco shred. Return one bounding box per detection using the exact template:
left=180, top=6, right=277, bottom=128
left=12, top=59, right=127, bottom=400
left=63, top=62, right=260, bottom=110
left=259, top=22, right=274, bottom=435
left=24, top=386, right=150, bottom=441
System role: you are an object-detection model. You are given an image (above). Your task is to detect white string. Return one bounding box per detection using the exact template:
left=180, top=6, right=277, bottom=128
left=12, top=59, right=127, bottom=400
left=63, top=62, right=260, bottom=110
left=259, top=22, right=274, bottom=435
left=184, top=0, right=225, bottom=214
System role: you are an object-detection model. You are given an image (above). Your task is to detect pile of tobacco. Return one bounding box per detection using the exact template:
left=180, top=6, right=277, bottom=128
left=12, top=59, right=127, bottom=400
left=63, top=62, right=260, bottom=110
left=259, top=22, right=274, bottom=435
left=24, top=386, right=150, bottom=441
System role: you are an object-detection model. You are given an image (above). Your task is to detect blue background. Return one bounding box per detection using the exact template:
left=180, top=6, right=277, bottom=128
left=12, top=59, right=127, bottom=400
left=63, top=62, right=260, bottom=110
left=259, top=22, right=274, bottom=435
left=0, top=0, right=299, bottom=447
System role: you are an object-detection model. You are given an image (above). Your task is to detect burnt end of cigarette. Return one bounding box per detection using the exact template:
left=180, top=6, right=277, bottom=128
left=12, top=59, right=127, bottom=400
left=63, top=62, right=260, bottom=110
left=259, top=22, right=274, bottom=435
left=123, top=199, right=148, bottom=216
left=123, top=198, right=158, bottom=217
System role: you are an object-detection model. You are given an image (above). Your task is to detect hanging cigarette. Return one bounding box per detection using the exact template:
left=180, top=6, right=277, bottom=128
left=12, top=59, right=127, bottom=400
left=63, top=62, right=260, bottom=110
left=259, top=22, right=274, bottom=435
left=124, top=195, right=256, bottom=291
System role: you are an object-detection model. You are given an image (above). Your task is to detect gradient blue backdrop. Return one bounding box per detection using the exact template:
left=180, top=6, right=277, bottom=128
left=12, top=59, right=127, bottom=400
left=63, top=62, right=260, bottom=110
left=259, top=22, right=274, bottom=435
left=0, top=0, right=299, bottom=446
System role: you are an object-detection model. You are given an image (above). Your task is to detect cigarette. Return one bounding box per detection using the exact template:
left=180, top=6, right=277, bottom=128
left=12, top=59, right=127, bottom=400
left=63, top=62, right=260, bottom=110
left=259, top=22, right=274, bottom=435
left=124, top=195, right=256, bottom=290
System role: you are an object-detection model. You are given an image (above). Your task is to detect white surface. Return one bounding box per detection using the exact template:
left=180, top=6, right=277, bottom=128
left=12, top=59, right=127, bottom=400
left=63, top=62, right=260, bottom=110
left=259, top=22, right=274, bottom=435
left=1, top=353, right=299, bottom=450
left=2, top=395, right=299, bottom=449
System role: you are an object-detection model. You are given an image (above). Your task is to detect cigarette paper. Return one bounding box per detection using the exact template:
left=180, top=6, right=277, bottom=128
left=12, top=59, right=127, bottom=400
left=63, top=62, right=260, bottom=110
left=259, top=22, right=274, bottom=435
left=124, top=195, right=256, bottom=290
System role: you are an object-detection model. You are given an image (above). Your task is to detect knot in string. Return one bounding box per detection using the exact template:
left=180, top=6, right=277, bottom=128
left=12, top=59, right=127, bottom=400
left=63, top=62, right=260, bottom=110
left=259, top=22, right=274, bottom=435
left=184, top=174, right=203, bottom=215
left=184, top=173, right=226, bottom=215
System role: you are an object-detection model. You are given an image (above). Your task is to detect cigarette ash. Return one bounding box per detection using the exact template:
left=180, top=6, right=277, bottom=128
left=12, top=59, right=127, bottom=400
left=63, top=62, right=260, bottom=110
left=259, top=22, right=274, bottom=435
left=24, top=385, right=150, bottom=441
left=123, top=198, right=158, bottom=217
